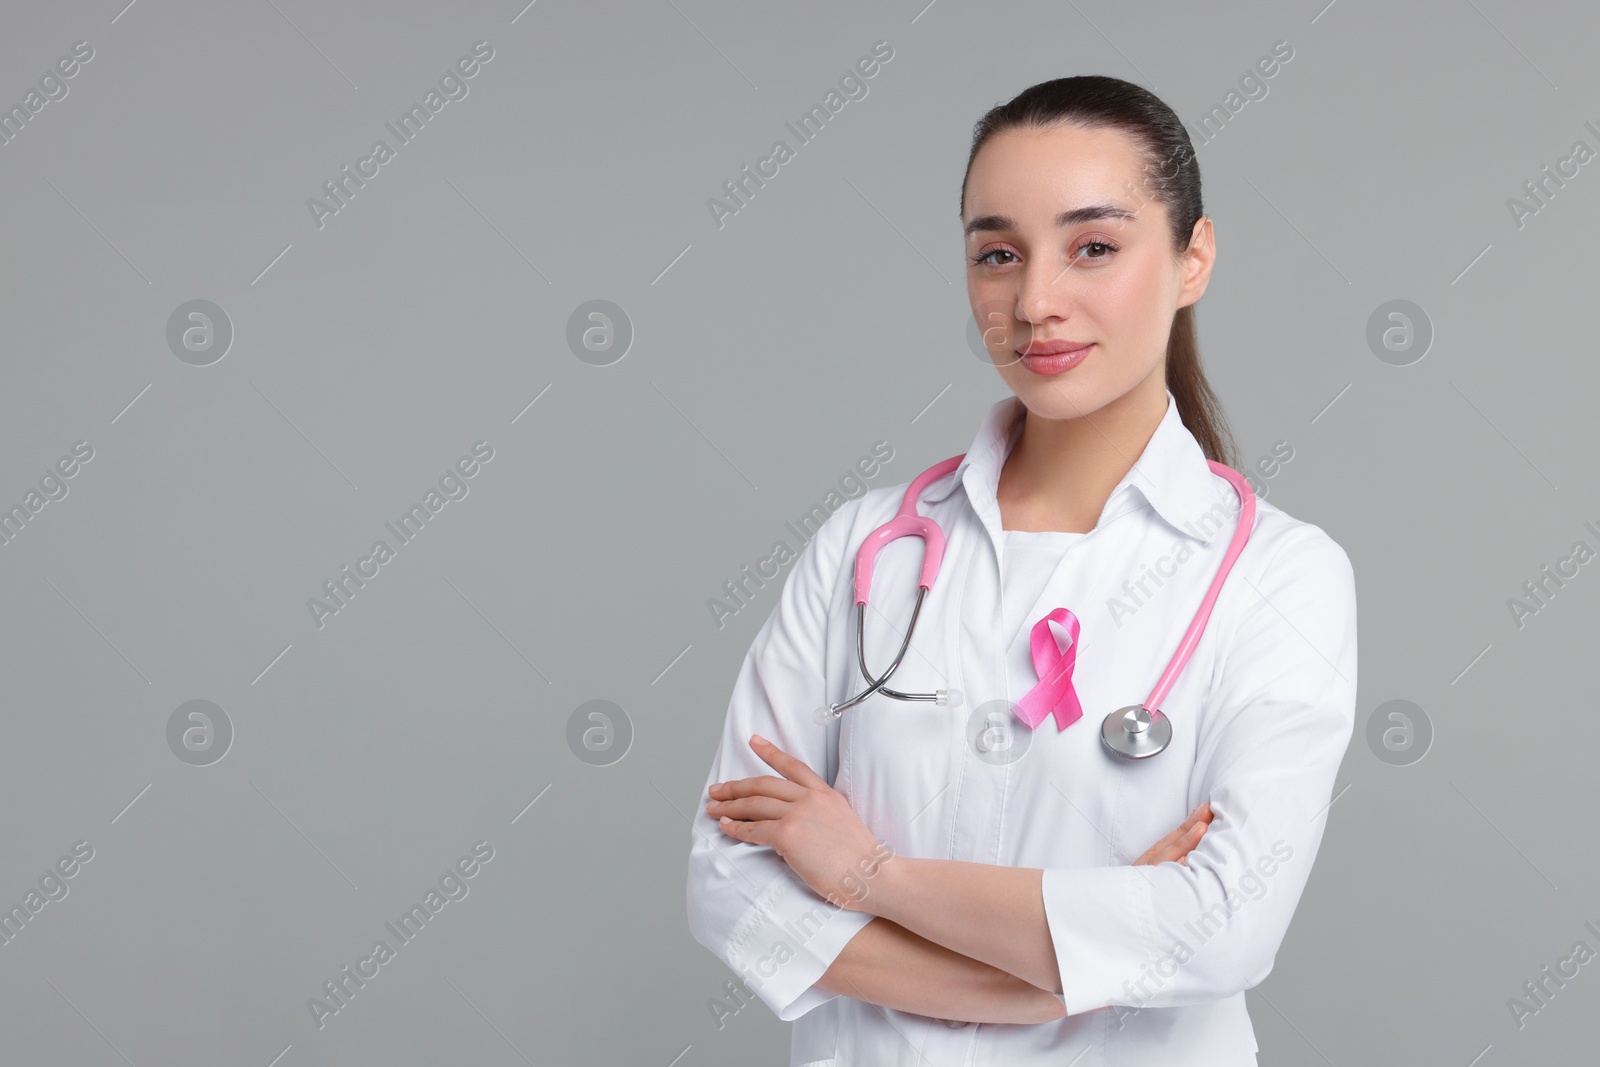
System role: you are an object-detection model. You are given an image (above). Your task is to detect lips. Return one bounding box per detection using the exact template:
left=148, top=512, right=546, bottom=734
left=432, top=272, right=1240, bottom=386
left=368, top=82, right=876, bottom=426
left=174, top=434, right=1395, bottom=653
left=1017, top=340, right=1093, bottom=357
left=1017, top=340, right=1093, bottom=375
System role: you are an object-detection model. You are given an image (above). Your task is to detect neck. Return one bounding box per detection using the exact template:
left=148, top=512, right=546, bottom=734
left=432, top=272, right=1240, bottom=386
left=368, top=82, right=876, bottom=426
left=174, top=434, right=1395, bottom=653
left=997, top=376, right=1169, bottom=534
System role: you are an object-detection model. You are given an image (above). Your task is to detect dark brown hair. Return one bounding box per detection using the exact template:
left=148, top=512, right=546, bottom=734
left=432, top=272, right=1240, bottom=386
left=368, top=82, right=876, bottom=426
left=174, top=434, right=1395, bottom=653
left=960, top=75, right=1238, bottom=469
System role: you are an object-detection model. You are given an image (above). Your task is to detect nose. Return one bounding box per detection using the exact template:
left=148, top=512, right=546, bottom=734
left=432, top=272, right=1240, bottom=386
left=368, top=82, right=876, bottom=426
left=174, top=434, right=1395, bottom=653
left=1013, top=262, right=1075, bottom=333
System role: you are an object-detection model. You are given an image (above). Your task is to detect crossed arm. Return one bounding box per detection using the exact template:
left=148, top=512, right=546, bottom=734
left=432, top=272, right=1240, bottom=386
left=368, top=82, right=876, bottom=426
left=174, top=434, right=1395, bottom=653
left=815, top=913, right=1065, bottom=1025
left=707, top=733, right=1212, bottom=1025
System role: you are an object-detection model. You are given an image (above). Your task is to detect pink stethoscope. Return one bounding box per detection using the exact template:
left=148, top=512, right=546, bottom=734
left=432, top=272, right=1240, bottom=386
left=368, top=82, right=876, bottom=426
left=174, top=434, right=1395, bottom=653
left=818, top=453, right=1256, bottom=759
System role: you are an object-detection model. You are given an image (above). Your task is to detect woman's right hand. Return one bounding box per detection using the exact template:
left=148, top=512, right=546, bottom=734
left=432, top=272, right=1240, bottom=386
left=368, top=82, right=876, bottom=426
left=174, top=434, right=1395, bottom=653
left=1133, top=802, right=1213, bottom=866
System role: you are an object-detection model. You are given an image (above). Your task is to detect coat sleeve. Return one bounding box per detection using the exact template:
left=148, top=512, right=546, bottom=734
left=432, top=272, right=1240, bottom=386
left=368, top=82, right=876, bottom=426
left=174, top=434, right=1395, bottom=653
left=1038, top=525, right=1359, bottom=1013
left=685, top=497, right=875, bottom=1022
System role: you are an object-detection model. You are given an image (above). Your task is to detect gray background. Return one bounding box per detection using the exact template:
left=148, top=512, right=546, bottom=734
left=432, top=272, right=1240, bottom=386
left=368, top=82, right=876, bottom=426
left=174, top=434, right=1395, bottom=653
left=0, top=0, right=1594, bottom=1064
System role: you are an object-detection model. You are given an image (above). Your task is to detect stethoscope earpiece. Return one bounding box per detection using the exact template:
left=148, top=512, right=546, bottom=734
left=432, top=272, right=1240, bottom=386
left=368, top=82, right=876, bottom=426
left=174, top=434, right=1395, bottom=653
left=818, top=688, right=962, bottom=725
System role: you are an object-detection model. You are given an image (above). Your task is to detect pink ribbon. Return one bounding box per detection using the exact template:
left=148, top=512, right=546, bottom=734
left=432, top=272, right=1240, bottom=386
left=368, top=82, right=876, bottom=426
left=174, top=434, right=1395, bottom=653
left=1012, top=608, right=1084, bottom=731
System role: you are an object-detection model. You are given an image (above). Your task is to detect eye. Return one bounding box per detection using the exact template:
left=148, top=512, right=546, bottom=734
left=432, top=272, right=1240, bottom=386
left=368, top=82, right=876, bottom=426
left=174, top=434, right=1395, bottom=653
left=1073, top=238, right=1121, bottom=261
left=970, top=248, right=1017, bottom=267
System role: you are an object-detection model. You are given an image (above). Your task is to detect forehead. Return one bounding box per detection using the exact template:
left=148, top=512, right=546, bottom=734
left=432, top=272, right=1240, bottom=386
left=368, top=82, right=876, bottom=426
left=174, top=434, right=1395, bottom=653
left=963, top=123, right=1150, bottom=226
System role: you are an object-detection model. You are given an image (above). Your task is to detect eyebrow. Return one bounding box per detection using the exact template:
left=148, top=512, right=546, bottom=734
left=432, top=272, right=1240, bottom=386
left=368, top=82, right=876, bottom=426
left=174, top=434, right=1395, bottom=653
left=963, top=203, right=1136, bottom=238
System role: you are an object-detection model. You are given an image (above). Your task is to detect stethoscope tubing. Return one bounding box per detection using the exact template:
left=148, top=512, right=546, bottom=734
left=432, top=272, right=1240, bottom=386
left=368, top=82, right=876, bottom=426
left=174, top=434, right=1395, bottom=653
left=824, top=454, right=1258, bottom=754
left=1140, top=461, right=1256, bottom=713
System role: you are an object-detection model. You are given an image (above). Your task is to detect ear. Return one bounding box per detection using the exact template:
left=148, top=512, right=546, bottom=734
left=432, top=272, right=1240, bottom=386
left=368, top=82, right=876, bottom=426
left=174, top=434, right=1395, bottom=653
left=1176, top=215, right=1216, bottom=310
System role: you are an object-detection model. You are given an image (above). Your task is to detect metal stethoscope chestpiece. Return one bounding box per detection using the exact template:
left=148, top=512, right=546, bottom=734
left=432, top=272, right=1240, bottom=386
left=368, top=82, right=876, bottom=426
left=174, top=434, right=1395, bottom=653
left=1100, top=704, right=1172, bottom=759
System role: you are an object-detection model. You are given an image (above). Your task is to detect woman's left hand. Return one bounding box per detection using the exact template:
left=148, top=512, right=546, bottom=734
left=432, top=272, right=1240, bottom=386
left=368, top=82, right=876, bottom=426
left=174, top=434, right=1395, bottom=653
left=708, top=734, right=892, bottom=911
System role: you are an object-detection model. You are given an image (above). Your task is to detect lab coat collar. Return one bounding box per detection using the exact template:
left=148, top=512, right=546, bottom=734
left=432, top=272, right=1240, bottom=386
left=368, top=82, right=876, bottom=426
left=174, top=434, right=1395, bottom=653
left=921, top=387, right=1230, bottom=545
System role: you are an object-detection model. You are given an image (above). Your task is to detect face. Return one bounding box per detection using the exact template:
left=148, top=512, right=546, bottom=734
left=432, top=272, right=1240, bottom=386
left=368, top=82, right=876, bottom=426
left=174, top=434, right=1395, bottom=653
left=962, top=122, right=1214, bottom=421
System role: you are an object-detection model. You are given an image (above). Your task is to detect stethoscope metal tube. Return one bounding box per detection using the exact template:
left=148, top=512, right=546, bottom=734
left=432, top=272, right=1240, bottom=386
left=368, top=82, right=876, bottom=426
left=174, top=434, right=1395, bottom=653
left=821, top=594, right=959, bottom=718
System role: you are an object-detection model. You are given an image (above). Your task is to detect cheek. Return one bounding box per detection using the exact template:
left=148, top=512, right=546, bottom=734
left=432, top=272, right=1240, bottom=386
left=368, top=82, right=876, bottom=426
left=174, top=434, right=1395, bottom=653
left=1097, top=264, right=1180, bottom=363
left=1096, top=261, right=1169, bottom=330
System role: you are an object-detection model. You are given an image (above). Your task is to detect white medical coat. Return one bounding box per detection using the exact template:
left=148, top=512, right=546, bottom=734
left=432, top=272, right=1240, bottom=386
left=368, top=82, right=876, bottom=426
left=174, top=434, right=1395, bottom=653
left=686, top=388, right=1359, bottom=1066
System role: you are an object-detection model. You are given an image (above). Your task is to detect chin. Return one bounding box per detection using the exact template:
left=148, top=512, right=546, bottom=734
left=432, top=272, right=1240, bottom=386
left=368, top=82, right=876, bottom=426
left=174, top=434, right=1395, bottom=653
left=1005, top=373, right=1112, bottom=421
left=1006, top=355, right=1167, bottom=422
left=1025, top=391, right=1114, bottom=422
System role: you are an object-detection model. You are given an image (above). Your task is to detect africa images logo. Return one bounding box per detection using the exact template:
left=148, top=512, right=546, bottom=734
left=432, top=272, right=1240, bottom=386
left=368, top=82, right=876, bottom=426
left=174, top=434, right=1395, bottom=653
left=307, top=441, right=494, bottom=630
left=705, top=40, right=894, bottom=230
left=707, top=440, right=894, bottom=630
left=306, top=840, right=494, bottom=1029
left=306, top=41, right=495, bottom=229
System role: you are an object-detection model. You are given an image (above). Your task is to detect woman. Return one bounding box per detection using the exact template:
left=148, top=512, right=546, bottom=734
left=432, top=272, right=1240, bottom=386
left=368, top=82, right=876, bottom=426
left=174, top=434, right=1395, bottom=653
left=686, top=75, right=1357, bottom=1066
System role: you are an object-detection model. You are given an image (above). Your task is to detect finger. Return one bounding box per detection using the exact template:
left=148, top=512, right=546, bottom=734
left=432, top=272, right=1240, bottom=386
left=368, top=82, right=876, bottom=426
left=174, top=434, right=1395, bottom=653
left=1161, top=804, right=1214, bottom=845
left=1144, top=820, right=1208, bottom=866
left=707, top=796, right=788, bottom=822
left=715, top=815, right=778, bottom=849
left=711, top=774, right=806, bottom=803
left=1159, top=809, right=1202, bottom=845
left=1134, top=809, right=1203, bottom=864
left=1170, top=820, right=1208, bottom=863
left=1173, top=818, right=1208, bottom=851
left=749, top=734, right=830, bottom=790
left=1132, top=838, right=1163, bottom=866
